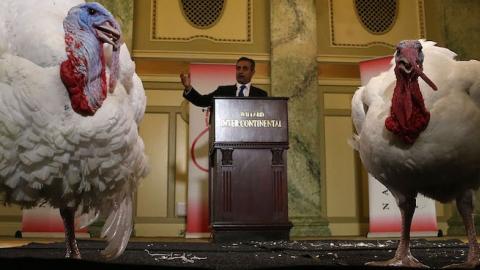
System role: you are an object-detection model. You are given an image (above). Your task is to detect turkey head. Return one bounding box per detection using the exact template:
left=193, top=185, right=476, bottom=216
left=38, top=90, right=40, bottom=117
left=60, top=2, right=122, bottom=116
left=385, top=40, right=438, bottom=144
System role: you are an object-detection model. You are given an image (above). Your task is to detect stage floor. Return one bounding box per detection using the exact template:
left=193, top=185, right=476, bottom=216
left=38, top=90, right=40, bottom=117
left=0, top=236, right=475, bottom=269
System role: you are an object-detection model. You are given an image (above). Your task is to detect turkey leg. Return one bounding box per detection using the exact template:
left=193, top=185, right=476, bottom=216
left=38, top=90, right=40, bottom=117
left=60, top=207, right=81, bottom=259
left=444, top=189, right=480, bottom=268
left=366, top=193, right=427, bottom=267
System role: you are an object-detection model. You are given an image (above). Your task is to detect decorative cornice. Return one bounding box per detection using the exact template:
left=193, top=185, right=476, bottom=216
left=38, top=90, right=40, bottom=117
left=133, top=50, right=270, bottom=62
left=317, top=54, right=383, bottom=63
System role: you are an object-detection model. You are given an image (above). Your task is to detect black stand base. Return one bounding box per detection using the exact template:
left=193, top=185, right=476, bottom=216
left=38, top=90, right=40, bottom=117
left=211, top=223, right=292, bottom=243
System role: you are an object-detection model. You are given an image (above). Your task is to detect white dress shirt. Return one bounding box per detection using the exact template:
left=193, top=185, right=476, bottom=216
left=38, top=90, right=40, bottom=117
left=236, top=82, right=251, bottom=97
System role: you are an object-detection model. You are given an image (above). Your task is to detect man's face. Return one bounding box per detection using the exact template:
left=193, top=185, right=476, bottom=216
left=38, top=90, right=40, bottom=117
left=236, top=60, right=255, bottom=84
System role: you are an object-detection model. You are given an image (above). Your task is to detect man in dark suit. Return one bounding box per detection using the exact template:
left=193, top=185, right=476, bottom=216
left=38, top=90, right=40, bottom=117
left=180, top=57, right=268, bottom=107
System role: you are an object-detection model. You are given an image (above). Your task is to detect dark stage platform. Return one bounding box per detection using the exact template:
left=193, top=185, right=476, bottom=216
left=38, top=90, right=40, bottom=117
left=0, top=238, right=475, bottom=269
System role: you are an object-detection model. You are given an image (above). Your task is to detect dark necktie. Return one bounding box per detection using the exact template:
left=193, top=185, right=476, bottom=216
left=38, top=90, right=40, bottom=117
left=238, top=84, right=246, bottom=97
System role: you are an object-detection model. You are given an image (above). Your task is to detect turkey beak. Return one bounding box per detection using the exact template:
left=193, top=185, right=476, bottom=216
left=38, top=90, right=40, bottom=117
left=95, top=22, right=121, bottom=51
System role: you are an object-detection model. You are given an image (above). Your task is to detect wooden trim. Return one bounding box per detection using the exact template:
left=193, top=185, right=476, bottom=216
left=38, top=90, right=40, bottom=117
left=324, top=109, right=351, bottom=116
left=0, top=216, right=22, bottom=222
left=133, top=50, right=270, bottom=61
left=317, top=54, right=377, bottom=63
left=167, top=112, right=177, bottom=218
left=135, top=217, right=186, bottom=224
left=322, top=88, right=358, bottom=94
left=328, top=216, right=368, bottom=223
left=318, top=79, right=361, bottom=87
left=146, top=106, right=182, bottom=113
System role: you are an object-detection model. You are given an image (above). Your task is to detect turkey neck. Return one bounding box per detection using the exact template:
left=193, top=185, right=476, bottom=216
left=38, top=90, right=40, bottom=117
left=392, top=67, right=423, bottom=128
left=60, top=19, right=107, bottom=117
left=384, top=65, right=432, bottom=144
left=60, top=17, right=120, bottom=117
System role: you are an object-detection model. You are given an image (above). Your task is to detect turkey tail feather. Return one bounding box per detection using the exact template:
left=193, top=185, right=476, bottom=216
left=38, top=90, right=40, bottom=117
left=75, top=207, right=99, bottom=230
left=100, top=193, right=133, bottom=260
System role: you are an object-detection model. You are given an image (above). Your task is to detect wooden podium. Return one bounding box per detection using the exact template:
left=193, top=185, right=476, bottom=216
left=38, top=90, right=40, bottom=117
left=209, top=97, right=292, bottom=242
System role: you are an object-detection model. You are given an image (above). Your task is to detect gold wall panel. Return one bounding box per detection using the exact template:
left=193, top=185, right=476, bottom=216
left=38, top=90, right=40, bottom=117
left=135, top=223, right=185, bottom=237
left=324, top=93, right=353, bottom=110
left=152, top=0, right=252, bottom=43
left=329, top=222, right=367, bottom=236
left=0, top=204, right=22, bottom=216
left=318, top=63, right=360, bottom=79
left=325, top=116, right=357, bottom=218
left=137, top=113, right=169, bottom=218
left=329, top=0, right=425, bottom=48
left=136, top=59, right=189, bottom=75
left=0, top=204, right=21, bottom=236
left=175, top=114, right=188, bottom=209
left=145, top=90, right=185, bottom=107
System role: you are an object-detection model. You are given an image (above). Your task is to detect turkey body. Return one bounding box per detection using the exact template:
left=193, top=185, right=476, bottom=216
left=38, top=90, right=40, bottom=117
left=353, top=41, right=480, bottom=203
left=352, top=40, right=480, bottom=267
left=0, top=0, right=148, bottom=259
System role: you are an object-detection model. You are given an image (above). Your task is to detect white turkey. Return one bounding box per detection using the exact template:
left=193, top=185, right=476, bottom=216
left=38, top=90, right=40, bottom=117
left=0, top=0, right=148, bottom=260
left=351, top=40, right=480, bottom=268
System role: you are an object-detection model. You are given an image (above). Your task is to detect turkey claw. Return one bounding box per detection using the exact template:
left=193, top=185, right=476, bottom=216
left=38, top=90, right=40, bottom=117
left=443, top=260, right=480, bottom=269
left=366, top=255, right=429, bottom=268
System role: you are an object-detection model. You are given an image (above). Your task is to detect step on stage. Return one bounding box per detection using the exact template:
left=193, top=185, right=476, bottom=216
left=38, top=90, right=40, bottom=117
left=0, top=239, right=471, bottom=269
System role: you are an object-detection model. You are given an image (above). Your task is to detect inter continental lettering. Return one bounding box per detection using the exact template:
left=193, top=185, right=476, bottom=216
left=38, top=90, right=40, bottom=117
left=220, top=119, right=282, bottom=128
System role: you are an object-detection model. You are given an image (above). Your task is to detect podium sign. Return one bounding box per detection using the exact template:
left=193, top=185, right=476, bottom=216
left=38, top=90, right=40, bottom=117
left=213, top=98, right=288, bottom=143
left=209, top=97, right=292, bottom=242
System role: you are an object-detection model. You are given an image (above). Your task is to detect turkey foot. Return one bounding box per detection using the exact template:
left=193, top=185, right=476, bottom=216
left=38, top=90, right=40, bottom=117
left=443, top=190, right=480, bottom=268
left=366, top=252, right=428, bottom=268
left=60, top=207, right=81, bottom=259
left=443, top=259, right=480, bottom=269
left=64, top=240, right=81, bottom=259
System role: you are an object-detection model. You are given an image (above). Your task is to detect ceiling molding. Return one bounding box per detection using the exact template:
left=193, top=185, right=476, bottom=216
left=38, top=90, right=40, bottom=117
left=133, top=50, right=270, bottom=62
left=317, top=54, right=391, bottom=63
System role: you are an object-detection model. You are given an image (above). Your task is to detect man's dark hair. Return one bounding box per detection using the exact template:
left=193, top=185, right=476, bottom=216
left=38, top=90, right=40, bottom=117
left=237, top=57, right=255, bottom=71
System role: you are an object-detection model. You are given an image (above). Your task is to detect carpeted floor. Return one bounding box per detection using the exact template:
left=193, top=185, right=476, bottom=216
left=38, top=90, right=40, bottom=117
left=0, top=238, right=476, bottom=269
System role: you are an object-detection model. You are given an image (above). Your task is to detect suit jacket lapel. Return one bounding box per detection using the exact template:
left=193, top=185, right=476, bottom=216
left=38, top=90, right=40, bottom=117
left=250, top=86, right=259, bottom=96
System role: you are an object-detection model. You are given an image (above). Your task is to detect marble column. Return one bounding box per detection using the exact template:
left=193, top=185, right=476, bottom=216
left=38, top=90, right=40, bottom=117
left=271, top=0, right=330, bottom=236
left=87, top=0, right=134, bottom=52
